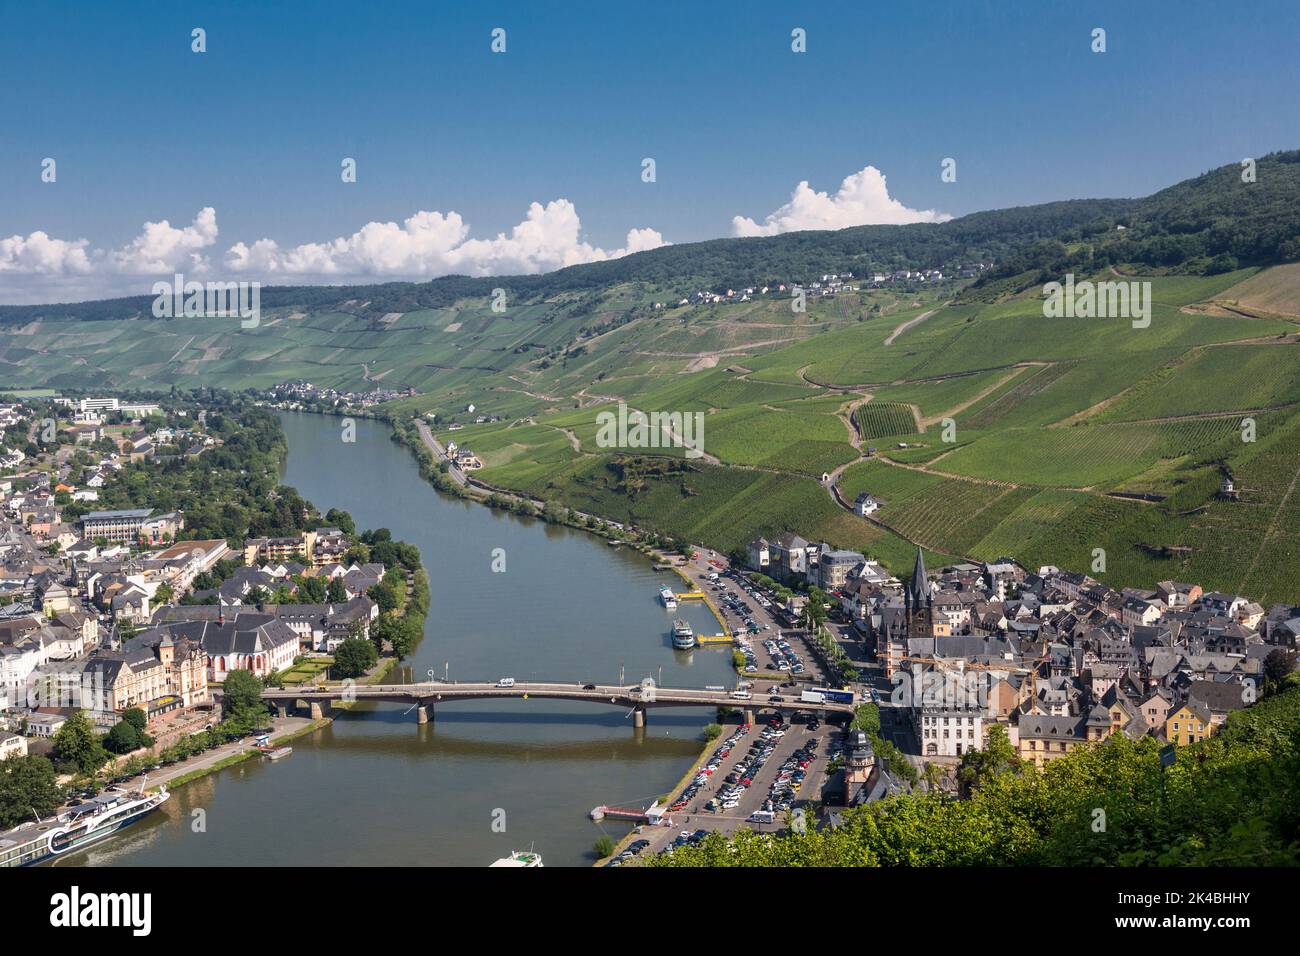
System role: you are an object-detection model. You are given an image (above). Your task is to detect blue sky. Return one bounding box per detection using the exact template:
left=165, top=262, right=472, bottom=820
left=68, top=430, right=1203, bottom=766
left=1, top=0, right=1298, bottom=302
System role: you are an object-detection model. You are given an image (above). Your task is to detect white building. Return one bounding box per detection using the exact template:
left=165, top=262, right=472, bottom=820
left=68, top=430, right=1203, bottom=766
left=854, top=493, right=880, bottom=516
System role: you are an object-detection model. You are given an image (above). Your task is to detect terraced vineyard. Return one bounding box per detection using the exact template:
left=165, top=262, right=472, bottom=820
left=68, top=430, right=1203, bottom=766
left=5, top=255, right=1299, bottom=604
left=855, top=402, right=919, bottom=440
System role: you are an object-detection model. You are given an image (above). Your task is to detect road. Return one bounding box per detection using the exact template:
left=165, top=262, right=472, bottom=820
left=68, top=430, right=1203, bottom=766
left=414, top=419, right=467, bottom=486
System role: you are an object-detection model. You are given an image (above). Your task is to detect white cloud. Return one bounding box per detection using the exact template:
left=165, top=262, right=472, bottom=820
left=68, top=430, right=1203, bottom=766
left=732, top=165, right=950, bottom=237
left=0, top=231, right=95, bottom=274
left=110, top=207, right=219, bottom=273
left=0, top=201, right=665, bottom=303
left=225, top=200, right=666, bottom=277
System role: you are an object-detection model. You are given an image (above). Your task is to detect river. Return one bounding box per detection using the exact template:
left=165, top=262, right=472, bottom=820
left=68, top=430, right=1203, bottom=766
left=62, top=411, right=735, bottom=867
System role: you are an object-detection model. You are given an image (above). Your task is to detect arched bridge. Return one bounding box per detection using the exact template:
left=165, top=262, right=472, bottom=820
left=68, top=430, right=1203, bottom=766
left=262, top=680, right=856, bottom=727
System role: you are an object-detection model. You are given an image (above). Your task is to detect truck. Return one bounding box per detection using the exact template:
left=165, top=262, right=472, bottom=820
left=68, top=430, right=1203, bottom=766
left=823, top=689, right=856, bottom=705
left=800, top=689, right=827, bottom=705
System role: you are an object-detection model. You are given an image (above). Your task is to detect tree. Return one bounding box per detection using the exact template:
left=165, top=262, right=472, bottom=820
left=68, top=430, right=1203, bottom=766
left=0, top=754, right=63, bottom=829
left=222, top=669, right=267, bottom=728
left=1263, top=648, right=1297, bottom=696
left=53, top=711, right=108, bottom=776
left=593, top=836, right=616, bottom=859
left=368, top=582, right=399, bottom=613
left=333, top=636, right=378, bottom=679
left=104, top=721, right=144, bottom=755
left=324, top=508, right=356, bottom=536
left=295, top=575, right=326, bottom=604
left=326, top=576, right=349, bottom=604
left=956, top=724, right=1019, bottom=797
left=850, top=703, right=881, bottom=737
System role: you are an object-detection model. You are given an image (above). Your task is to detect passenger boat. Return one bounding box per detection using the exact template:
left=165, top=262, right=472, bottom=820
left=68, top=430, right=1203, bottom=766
left=0, top=785, right=170, bottom=867
left=659, top=585, right=677, bottom=610
left=672, top=619, right=696, bottom=649
left=489, top=849, right=544, bottom=867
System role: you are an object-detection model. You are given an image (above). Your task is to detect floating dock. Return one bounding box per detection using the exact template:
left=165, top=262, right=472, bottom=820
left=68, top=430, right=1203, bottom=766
left=696, top=633, right=733, bottom=645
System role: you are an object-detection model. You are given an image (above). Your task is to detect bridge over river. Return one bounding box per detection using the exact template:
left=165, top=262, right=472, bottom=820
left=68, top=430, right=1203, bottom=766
left=262, top=680, right=856, bottom=727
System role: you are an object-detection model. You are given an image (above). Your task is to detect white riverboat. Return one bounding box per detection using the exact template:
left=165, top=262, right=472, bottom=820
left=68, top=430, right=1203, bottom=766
left=659, top=585, right=677, bottom=610
left=489, top=849, right=544, bottom=867
left=672, top=619, right=696, bottom=649
left=0, top=785, right=171, bottom=868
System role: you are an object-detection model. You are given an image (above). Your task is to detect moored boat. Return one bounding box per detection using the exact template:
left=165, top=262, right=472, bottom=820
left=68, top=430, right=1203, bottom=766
left=659, top=585, right=677, bottom=610
left=489, top=849, right=544, bottom=867
left=0, top=784, right=171, bottom=868
left=672, top=619, right=696, bottom=649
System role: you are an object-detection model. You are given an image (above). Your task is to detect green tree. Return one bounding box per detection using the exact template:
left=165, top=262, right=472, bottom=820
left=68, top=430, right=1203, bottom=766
left=222, top=669, right=268, bottom=727
left=594, top=836, right=616, bottom=859
left=0, top=754, right=63, bottom=829
left=851, top=703, right=881, bottom=737
left=326, top=576, right=349, bottom=604
left=956, top=724, right=1018, bottom=797
left=324, top=508, right=356, bottom=536
left=368, top=582, right=399, bottom=613
left=122, top=708, right=148, bottom=734
left=104, top=721, right=143, bottom=755
left=52, top=711, right=108, bottom=776
left=333, top=636, right=378, bottom=679
left=298, top=575, right=328, bottom=604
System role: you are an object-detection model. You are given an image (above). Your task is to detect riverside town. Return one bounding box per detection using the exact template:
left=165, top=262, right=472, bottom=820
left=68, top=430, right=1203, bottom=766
left=1, top=0, right=1292, bottom=934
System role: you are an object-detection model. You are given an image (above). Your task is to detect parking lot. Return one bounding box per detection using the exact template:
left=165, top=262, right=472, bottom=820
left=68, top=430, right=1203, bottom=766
left=606, top=712, right=846, bottom=865
left=675, top=552, right=826, bottom=683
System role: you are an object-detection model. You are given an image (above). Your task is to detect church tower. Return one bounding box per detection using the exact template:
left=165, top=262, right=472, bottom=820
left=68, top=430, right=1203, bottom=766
left=905, top=547, right=933, bottom=639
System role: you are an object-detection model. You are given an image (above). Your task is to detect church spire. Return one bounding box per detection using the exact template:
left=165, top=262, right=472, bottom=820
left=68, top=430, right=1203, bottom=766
left=907, top=548, right=929, bottom=609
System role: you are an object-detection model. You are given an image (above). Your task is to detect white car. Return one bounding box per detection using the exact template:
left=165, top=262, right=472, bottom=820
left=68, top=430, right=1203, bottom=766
left=496, top=677, right=516, bottom=688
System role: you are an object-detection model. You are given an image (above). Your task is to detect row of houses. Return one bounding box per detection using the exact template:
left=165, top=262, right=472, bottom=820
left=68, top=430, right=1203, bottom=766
left=864, top=552, right=1291, bottom=766
left=741, top=521, right=1294, bottom=769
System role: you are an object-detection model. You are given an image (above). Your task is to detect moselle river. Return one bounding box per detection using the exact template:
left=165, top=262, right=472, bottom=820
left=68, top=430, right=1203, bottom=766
left=63, top=411, right=734, bottom=867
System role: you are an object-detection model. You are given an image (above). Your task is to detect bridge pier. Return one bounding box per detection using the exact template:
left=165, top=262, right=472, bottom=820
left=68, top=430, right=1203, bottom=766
left=743, top=707, right=756, bottom=726
left=632, top=705, right=646, bottom=729
left=276, top=704, right=288, bottom=720
left=309, top=700, right=330, bottom=720
left=415, top=701, right=434, bottom=724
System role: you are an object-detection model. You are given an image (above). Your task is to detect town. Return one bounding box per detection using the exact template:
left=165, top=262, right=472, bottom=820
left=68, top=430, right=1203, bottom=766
left=2, top=387, right=1298, bottom=871
left=600, top=527, right=1297, bottom=864
left=653, top=264, right=989, bottom=309
left=0, top=393, right=430, bottom=867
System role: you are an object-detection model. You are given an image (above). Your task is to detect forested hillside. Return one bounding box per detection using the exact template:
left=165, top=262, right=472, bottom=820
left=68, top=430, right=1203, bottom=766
left=977, top=150, right=1300, bottom=293
left=5, top=153, right=1297, bottom=325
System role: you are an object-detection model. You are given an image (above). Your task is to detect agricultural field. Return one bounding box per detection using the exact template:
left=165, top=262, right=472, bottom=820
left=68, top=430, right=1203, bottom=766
left=855, top=402, right=919, bottom=439
left=1090, top=344, right=1300, bottom=422
left=5, top=263, right=1299, bottom=602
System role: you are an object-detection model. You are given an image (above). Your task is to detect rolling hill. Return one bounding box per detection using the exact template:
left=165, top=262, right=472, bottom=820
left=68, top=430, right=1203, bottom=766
left=3, top=153, right=1299, bottom=603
